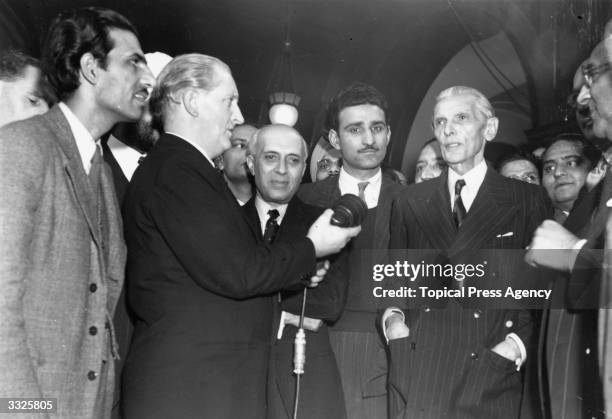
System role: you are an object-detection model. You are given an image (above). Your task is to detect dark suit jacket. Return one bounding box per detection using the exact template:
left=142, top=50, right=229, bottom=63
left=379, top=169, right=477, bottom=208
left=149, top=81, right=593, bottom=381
left=298, top=173, right=406, bottom=402
left=121, top=133, right=317, bottom=419
left=542, top=182, right=603, bottom=419
left=387, top=167, right=550, bottom=419
left=244, top=196, right=347, bottom=419
left=101, top=134, right=135, bottom=419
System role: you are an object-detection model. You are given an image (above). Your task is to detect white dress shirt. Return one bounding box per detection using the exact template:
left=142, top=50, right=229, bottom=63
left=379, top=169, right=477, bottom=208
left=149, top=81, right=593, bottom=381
left=337, top=167, right=382, bottom=209
left=58, top=102, right=98, bottom=174
left=254, top=194, right=288, bottom=235
left=106, top=134, right=144, bottom=181
left=447, top=159, right=488, bottom=212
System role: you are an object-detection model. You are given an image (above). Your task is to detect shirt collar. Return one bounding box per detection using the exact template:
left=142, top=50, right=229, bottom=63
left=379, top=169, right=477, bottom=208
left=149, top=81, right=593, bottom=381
left=107, top=134, right=144, bottom=181
left=166, top=131, right=215, bottom=168
left=254, top=194, right=289, bottom=234
left=58, top=102, right=97, bottom=174
left=338, top=167, right=382, bottom=209
left=447, top=159, right=487, bottom=212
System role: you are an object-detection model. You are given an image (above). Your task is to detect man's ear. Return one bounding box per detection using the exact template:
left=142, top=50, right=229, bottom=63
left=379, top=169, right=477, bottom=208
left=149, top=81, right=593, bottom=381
left=329, top=129, right=341, bottom=151
left=215, top=156, right=225, bottom=171
left=183, top=89, right=199, bottom=117
left=484, top=117, right=499, bottom=142
left=246, top=154, right=255, bottom=176
left=79, top=53, right=98, bottom=85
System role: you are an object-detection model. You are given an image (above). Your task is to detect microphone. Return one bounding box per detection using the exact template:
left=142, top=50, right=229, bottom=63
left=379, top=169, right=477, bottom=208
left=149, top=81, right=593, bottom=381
left=330, top=193, right=368, bottom=227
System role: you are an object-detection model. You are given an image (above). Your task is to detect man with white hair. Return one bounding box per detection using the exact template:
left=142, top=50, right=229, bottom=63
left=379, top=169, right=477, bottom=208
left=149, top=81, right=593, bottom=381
left=385, top=86, right=550, bottom=419
left=121, top=54, right=360, bottom=418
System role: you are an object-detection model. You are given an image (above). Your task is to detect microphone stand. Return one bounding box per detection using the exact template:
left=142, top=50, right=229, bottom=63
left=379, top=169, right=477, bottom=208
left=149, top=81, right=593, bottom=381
left=292, top=287, right=308, bottom=419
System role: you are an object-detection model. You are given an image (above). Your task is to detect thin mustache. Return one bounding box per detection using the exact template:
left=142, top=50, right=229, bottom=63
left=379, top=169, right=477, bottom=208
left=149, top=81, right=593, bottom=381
left=358, top=146, right=379, bottom=153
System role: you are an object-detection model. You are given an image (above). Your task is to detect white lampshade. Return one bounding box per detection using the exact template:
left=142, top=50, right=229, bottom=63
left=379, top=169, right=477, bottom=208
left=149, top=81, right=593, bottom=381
left=268, top=103, right=299, bottom=127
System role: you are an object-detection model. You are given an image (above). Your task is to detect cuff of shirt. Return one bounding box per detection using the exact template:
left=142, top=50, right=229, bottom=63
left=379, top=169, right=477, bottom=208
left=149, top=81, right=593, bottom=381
left=505, top=332, right=526, bottom=371
left=382, top=307, right=405, bottom=344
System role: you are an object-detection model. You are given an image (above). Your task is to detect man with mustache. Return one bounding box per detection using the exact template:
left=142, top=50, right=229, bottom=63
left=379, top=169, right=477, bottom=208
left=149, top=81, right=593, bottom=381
left=385, top=86, right=550, bottom=419
left=299, top=82, right=406, bottom=419
left=0, top=7, right=155, bottom=417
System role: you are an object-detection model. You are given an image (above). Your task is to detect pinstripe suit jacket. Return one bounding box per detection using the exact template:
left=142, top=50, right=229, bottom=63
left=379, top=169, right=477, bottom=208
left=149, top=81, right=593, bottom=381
left=0, top=105, right=126, bottom=418
left=387, top=167, right=550, bottom=419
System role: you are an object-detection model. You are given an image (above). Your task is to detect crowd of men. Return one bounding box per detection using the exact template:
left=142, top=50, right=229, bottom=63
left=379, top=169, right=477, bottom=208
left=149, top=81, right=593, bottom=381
left=1, top=5, right=612, bottom=419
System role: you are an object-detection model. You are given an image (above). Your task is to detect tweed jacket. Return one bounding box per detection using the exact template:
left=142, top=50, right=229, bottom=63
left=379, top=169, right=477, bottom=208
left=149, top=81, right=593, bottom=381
left=0, top=105, right=126, bottom=418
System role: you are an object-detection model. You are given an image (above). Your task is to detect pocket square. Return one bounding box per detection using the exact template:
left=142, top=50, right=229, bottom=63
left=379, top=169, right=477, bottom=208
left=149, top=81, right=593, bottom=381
left=496, top=232, right=514, bottom=238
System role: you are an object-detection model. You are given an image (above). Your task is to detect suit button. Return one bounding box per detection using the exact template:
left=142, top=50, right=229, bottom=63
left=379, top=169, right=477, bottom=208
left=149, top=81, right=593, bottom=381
left=89, top=326, right=98, bottom=336
left=411, top=342, right=417, bottom=350
left=473, top=310, right=482, bottom=319
left=586, top=347, right=591, bottom=355
left=89, top=283, right=97, bottom=293
left=423, top=306, right=430, bottom=313
left=87, top=370, right=97, bottom=380
left=470, top=352, right=479, bottom=360
left=505, top=320, right=513, bottom=328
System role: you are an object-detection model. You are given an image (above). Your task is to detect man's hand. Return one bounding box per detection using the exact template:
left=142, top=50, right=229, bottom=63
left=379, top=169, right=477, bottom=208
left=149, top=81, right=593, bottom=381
left=307, top=209, right=361, bottom=258
left=382, top=308, right=409, bottom=341
left=524, top=219, right=581, bottom=271
left=491, top=338, right=521, bottom=362
left=304, top=260, right=330, bottom=288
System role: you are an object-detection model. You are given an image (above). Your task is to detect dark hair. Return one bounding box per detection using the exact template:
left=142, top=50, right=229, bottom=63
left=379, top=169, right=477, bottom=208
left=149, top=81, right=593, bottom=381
left=42, top=7, right=137, bottom=100
left=0, top=50, right=41, bottom=80
left=497, top=151, right=541, bottom=176
left=325, top=82, right=389, bottom=132
left=542, top=132, right=601, bottom=171
left=0, top=49, right=57, bottom=106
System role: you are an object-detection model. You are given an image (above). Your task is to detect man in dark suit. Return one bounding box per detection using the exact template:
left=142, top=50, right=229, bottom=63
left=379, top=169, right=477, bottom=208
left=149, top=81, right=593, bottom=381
left=0, top=7, right=154, bottom=417
left=527, top=34, right=612, bottom=418
left=101, top=51, right=171, bottom=419
left=384, top=86, right=550, bottom=419
left=121, top=54, right=360, bottom=419
left=534, top=133, right=603, bottom=419
left=243, top=124, right=347, bottom=419
left=298, top=82, right=406, bottom=419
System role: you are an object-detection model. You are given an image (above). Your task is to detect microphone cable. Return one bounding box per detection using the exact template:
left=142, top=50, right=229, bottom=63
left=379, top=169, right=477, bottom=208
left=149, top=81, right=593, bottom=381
left=292, top=287, right=308, bottom=419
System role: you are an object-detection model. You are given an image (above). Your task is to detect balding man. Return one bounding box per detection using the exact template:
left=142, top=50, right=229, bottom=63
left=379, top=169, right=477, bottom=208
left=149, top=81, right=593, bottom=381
left=243, top=124, right=347, bottom=419
left=121, top=54, right=360, bottom=418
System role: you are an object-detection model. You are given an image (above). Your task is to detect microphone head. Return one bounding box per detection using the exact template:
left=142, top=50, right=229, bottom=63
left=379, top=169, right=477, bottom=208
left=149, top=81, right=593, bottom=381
left=330, top=193, right=368, bottom=227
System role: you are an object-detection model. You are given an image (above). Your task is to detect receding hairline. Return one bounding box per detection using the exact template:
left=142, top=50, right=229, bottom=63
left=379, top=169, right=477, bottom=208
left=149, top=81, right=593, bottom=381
left=248, top=125, right=308, bottom=158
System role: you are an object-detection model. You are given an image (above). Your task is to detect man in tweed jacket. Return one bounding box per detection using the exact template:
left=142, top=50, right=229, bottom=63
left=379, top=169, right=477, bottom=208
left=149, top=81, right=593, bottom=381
left=0, top=7, right=153, bottom=418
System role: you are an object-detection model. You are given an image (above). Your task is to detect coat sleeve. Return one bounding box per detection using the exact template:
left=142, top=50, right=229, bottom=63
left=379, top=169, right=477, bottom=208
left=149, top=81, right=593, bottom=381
left=0, top=125, right=45, bottom=400
left=145, top=161, right=318, bottom=299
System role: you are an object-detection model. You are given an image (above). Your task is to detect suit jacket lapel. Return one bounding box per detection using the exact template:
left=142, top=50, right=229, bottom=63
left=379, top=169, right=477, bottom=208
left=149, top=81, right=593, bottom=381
left=243, top=197, right=263, bottom=241
left=452, top=168, right=517, bottom=251
left=46, top=105, right=101, bottom=246
left=410, top=172, right=456, bottom=249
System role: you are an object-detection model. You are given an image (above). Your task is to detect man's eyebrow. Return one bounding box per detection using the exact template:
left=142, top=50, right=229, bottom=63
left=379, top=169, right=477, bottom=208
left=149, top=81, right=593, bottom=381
left=131, top=52, right=146, bottom=63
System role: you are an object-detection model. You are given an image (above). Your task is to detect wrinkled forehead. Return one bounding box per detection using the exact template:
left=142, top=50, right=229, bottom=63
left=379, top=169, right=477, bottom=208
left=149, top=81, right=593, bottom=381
left=259, top=127, right=306, bottom=157
left=433, top=94, right=479, bottom=118
left=589, top=37, right=612, bottom=67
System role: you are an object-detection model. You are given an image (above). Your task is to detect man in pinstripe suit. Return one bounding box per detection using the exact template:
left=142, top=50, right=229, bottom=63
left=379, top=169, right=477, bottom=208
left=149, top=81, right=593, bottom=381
left=384, top=86, right=550, bottom=419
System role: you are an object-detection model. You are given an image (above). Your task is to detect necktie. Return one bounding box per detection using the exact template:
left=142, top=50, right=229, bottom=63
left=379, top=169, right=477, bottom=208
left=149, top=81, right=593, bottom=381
left=358, top=181, right=369, bottom=203
left=263, top=209, right=280, bottom=244
left=452, top=179, right=467, bottom=228
left=89, top=144, right=103, bottom=196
